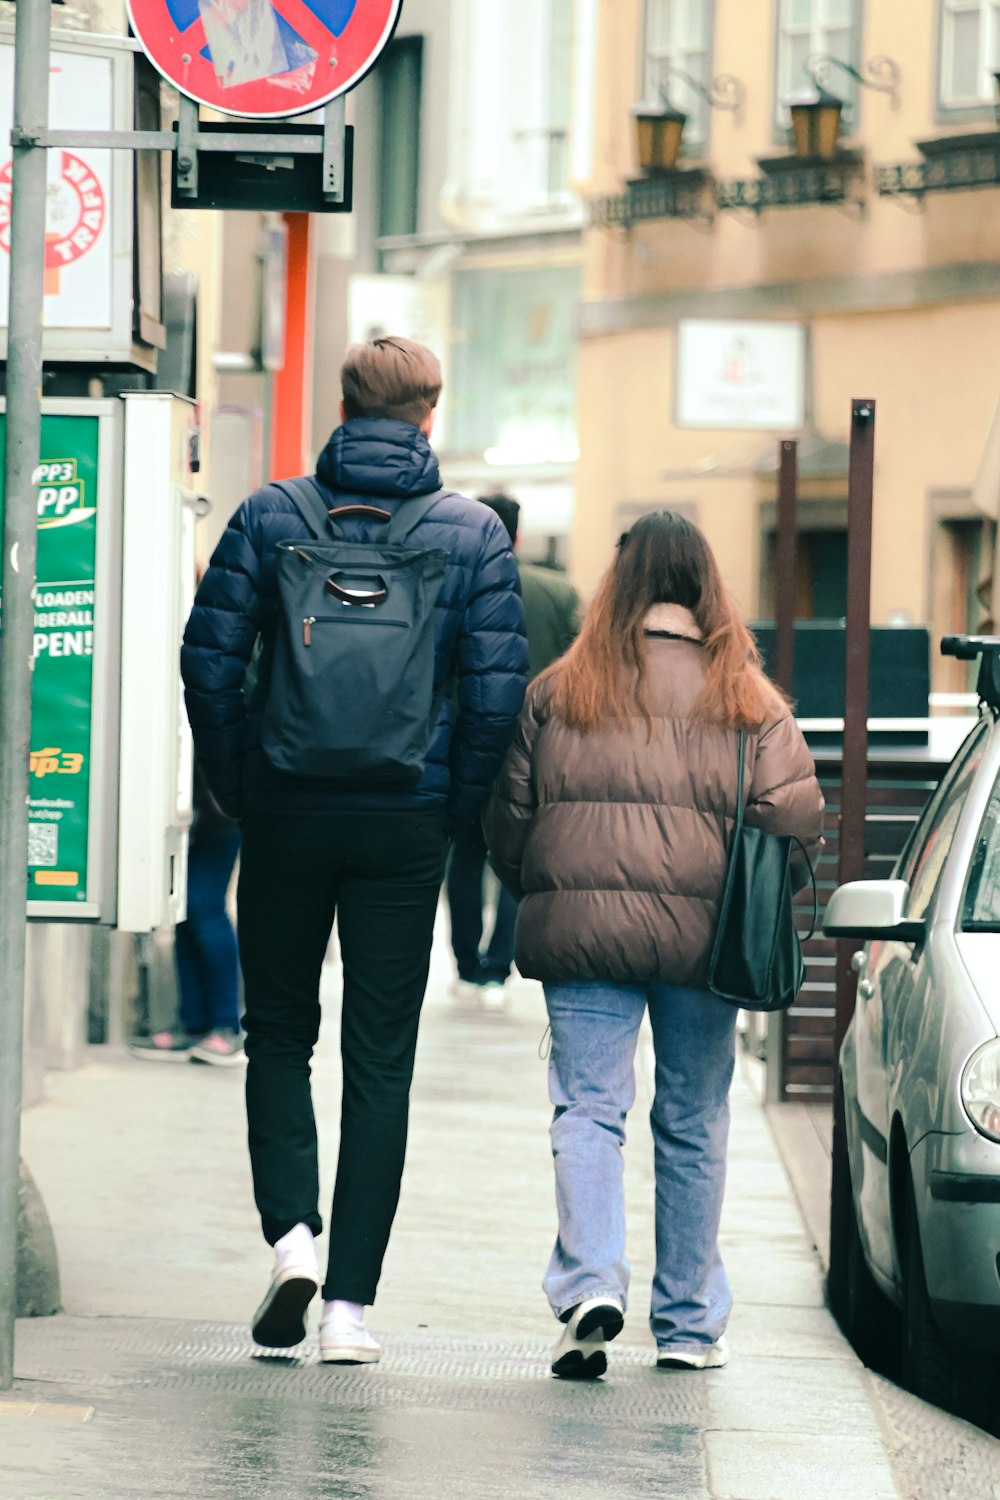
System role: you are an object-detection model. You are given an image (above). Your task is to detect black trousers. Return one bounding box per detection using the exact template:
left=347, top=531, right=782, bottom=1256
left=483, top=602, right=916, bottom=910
left=238, top=809, right=449, bottom=1305
left=445, top=820, right=518, bottom=983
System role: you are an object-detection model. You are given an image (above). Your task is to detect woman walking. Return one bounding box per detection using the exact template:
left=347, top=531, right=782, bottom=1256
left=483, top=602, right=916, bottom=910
left=487, top=513, right=823, bottom=1379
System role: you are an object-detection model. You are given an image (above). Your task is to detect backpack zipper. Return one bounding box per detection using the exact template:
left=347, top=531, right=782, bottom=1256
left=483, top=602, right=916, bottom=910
left=302, top=614, right=407, bottom=646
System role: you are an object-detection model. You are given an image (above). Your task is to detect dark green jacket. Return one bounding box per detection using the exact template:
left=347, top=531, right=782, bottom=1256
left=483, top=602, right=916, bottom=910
left=519, top=562, right=580, bottom=681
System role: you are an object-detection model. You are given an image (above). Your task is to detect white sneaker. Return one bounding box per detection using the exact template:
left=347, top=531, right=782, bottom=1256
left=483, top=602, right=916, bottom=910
left=551, top=1297, right=624, bottom=1381
left=450, top=978, right=482, bottom=1006
left=319, top=1306, right=382, bottom=1365
left=251, top=1225, right=320, bottom=1350
left=479, top=982, right=508, bottom=1011
left=656, top=1335, right=729, bottom=1371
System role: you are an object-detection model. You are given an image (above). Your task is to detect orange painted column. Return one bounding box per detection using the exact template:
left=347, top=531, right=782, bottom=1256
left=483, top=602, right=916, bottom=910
left=269, top=212, right=315, bottom=481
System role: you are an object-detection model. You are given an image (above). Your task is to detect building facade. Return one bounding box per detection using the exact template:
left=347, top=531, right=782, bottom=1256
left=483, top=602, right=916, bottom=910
left=312, top=0, right=592, bottom=564
left=576, top=0, right=1000, bottom=691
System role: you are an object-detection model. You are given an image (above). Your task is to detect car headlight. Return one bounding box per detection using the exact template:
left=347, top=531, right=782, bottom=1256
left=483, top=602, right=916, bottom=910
left=962, top=1041, right=1000, bottom=1143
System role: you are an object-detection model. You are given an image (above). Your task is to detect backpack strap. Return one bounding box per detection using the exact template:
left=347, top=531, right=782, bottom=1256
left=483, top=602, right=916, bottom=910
left=275, top=477, right=446, bottom=545
left=272, top=476, right=335, bottom=540
left=385, top=488, right=446, bottom=545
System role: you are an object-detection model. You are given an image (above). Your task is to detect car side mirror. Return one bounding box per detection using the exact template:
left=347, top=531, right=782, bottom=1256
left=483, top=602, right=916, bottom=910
left=823, top=879, right=926, bottom=943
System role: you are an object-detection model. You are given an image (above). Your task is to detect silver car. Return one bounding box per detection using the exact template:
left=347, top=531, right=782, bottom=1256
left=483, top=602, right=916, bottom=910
left=825, top=636, right=1000, bottom=1431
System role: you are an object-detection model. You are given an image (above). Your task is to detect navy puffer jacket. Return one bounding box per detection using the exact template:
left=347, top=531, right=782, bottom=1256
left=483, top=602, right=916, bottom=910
left=181, top=418, right=528, bottom=822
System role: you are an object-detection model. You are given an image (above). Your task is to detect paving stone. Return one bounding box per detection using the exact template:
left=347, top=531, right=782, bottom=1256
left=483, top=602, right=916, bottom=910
left=705, top=1431, right=899, bottom=1500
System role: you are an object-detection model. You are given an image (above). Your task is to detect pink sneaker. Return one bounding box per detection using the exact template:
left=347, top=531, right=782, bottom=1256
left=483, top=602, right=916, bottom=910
left=127, top=1028, right=203, bottom=1062
left=189, top=1029, right=246, bottom=1068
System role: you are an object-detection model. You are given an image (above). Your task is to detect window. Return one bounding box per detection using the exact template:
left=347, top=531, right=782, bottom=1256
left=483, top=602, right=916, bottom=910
left=939, top=0, right=1000, bottom=112
left=775, top=0, right=860, bottom=132
left=761, top=527, right=848, bottom=618
left=898, top=724, right=986, bottom=920
left=963, top=771, right=1000, bottom=927
left=643, top=0, right=713, bottom=148
left=376, top=37, right=423, bottom=242
left=517, top=0, right=574, bottom=201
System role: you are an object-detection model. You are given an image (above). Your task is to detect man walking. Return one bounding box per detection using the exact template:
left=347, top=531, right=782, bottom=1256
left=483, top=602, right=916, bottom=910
left=446, top=491, right=578, bottom=1006
left=182, top=338, right=528, bottom=1363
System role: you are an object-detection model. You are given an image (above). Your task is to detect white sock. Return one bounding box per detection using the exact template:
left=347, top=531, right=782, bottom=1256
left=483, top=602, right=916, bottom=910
left=323, top=1298, right=364, bottom=1326
left=274, top=1222, right=316, bottom=1269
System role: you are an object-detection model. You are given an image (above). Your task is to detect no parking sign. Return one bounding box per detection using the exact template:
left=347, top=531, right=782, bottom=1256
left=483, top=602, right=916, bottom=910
left=126, top=0, right=402, bottom=118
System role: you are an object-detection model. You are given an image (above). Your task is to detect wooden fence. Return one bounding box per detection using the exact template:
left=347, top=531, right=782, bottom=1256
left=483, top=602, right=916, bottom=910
left=781, top=750, right=952, bottom=1101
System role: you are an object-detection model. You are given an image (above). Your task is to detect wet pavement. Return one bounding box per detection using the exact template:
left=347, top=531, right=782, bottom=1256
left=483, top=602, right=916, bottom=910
left=7, top=1317, right=898, bottom=1500
left=3, top=912, right=926, bottom=1497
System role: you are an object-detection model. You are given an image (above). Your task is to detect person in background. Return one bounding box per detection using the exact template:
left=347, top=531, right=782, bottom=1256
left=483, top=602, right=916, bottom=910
left=487, top=511, right=823, bottom=1380
left=446, top=491, right=579, bottom=1007
left=128, top=760, right=243, bottom=1066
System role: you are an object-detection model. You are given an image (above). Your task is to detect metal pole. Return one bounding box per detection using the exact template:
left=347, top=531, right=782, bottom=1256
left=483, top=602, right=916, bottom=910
left=767, top=439, right=799, bottom=1105
left=0, top=0, right=51, bottom=1391
left=835, top=400, right=875, bottom=1052
left=775, top=439, right=798, bottom=697
left=830, top=399, right=875, bottom=1267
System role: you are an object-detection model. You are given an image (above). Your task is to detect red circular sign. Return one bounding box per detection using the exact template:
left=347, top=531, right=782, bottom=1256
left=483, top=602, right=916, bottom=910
left=0, top=151, right=106, bottom=265
left=126, top=0, right=402, bottom=119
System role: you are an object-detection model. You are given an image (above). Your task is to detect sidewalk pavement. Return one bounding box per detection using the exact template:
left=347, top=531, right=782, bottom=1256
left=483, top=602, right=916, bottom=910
left=2, top=912, right=983, bottom=1499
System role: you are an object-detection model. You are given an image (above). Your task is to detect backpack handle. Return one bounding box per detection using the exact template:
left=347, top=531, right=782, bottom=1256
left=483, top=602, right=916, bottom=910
left=325, top=573, right=389, bottom=607
left=328, top=505, right=392, bottom=524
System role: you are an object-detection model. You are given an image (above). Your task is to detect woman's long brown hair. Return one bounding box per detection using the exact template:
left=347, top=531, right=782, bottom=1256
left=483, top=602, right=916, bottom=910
left=545, top=511, right=787, bottom=732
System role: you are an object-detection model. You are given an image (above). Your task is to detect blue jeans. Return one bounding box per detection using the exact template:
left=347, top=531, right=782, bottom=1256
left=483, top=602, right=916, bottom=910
left=543, top=980, right=737, bottom=1352
left=176, top=829, right=241, bottom=1034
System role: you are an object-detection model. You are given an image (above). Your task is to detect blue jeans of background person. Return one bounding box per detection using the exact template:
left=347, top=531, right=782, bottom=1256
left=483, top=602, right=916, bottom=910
left=176, top=829, right=241, bottom=1035
left=543, top=980, right=737, bottom=1353
left=446, top=821, right=518, bottom=983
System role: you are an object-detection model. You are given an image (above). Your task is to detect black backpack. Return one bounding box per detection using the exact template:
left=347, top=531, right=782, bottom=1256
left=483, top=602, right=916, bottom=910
left=261, top=477, right=449, bottom=785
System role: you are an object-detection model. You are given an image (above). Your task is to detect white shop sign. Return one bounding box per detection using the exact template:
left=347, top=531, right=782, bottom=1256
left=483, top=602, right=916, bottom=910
left=0, top=32, right=140, bottom=364
left=676, top=320, right=806, bottom=432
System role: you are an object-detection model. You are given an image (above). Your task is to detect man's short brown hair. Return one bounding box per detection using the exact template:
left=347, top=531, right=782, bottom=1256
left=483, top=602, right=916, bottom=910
left=341, top=337, right=443, bottom=427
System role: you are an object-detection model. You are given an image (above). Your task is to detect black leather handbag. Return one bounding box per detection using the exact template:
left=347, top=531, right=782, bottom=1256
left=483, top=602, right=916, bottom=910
left=707, top=732, right=816, bottom=1013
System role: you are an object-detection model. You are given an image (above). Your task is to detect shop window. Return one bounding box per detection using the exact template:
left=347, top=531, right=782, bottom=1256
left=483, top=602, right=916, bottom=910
left=938, top=0, right=1000, bottom=112
left=775, top=0, right=860, bottom=132
left=448, top=264, right=581, bottom=463
left=643, top=0, right=714, bottom=147
left=377, top=37, right=423, bottom=242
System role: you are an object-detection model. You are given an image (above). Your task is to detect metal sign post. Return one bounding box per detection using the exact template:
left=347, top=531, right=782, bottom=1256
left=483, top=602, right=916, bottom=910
left=774, top=438, right=798, bottom=697
left=0, top=0, right=52, bottom=1391
left=829, top=399, right=875, bottom=1273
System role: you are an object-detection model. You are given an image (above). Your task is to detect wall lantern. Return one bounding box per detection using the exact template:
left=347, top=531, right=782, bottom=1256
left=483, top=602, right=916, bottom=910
left=632, top=98, right=689, bottom=172
left=993, top=71, right=1000, bottom=126
left=788, top=52, right=902, bottom=161
left=788, top=86, right=845, bottom=160
left=633, top=64, right=746, bottom=174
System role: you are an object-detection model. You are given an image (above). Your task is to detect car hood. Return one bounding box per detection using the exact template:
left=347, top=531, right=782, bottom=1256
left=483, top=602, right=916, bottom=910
left=954, top=933, right=1000, bottom=1036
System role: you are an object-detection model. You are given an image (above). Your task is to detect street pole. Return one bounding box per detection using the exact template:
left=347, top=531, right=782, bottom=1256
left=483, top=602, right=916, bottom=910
left=774, top=439, right=798, bottom=697
left=0, top=0, right=51, bottom=1391
left=829, top=399, right=875, bottom=1273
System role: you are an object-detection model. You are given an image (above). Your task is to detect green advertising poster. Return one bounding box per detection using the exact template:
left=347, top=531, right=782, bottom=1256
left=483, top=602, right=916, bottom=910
left=0, top=414, right=100, bottom=904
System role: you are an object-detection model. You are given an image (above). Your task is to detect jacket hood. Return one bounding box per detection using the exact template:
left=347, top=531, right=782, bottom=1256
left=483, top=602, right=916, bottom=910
left=315, top=417, right=441, bottom=500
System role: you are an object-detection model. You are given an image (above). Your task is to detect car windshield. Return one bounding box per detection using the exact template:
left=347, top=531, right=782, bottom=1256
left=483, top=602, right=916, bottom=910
left=963, top=774, right=1000, bottom=930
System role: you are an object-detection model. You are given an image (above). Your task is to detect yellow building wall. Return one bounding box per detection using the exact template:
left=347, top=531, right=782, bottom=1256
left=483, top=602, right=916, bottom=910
left=575, top=301, right=1000, bottom=622
left=575, top=0, right=1000, bottom=652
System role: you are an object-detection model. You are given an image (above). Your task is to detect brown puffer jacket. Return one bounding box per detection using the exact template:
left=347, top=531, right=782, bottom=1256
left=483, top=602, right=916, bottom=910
left=485, top=625, right=824, bottom=989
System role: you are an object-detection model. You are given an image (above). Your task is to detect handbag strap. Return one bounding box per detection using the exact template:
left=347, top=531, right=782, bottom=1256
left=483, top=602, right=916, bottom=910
left=735, top=728, right=818, bottom=941
left=733, top=731, right=747, bottom=842
left=792, top=835, right=820, bottom=941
